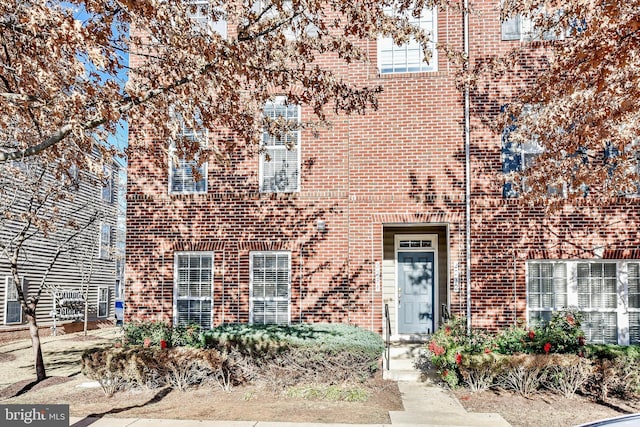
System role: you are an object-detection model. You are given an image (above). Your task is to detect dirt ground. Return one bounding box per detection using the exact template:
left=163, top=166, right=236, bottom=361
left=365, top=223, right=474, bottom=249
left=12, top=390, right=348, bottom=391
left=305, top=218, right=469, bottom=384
left=453, top=387, right=640, bottom=427
left=2, top=329, right=640, bottom=426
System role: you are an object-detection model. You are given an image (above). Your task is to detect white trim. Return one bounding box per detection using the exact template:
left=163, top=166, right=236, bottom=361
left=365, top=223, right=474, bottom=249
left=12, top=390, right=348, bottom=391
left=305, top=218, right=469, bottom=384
left=394, top=234, right=438, bottom=337
left=167, top=141, right=209, bottom=195
left=259, top=97, right=301, bottom=193
left=173, top=251, right=214, bottom=329
left=526, top=259, right=640, bottom=345
left=97, top=286, right=109, bottom=318
left=4, top=276, right=23, bottom=325
left=377, top=7, right=438, bottom=74
left=98, top=223, right=112, bottom=260
left=249, top=251, right=292, bottom=325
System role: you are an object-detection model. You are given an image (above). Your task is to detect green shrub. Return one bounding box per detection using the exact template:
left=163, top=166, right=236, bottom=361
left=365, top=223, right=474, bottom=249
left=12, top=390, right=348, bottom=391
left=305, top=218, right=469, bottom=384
left=494, top=324, right=531, bottom=354
left=529, top=309, right=586, bottom=355
left=171, top=324, right=204, bottom=348
left=425, top=316, right=493, bottom=387
left=202, top=323, right=384, bottom=386
left=123, top=321, right=172, bottom=347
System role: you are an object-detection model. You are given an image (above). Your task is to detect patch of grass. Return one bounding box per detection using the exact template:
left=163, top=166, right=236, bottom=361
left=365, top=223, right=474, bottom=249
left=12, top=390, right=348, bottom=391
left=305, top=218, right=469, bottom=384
left=285, top=384, right=370, bottom=402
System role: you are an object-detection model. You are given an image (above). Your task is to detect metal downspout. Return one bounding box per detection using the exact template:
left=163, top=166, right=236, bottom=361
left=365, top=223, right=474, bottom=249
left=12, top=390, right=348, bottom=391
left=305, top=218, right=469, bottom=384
left=463, top=0, right=472, bottom=333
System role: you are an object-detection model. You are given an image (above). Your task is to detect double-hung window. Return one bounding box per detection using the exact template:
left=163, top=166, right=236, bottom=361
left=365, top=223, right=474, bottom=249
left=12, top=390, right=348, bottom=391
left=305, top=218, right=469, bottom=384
left=502, top=135, right=543, bottom=197
left=527, top=262, right=567, bottom=324
left=98, top=224, right=112, bottom=260
left=628, top=263, right=640, bottom=344
left=101, top=165, right=113, bottom=203
left=577, top=262, right=618, bottom=344
left=186, top=0, right=227, bottom=37
left=4, top=276, right=22, bottom=325
left=174, top=252, right=213, bottom=329
left=501, top=10, right=571, bottom=41
left=250, top=252, right=291, bottom=325
left=169, top=123, right=208, bottom=194
left=378, top=7, right=437, bottom=74
left=97, top=287, right=109, bottom=318
left=260, top=98, right=300, bottom=193
left=526, top=260, right=640, bottom=345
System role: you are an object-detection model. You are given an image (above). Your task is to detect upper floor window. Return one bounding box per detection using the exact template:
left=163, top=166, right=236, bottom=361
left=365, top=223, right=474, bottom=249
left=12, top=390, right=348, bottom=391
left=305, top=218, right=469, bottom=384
left=260, top=97, right=300, bottom=193
left=502, top=114, right=565, bottom=198
left=101, top=165, right=113, bottom=203
left=169, top=122, right=208, bottom=195
left=378, top=8, right=437, bottom=74
left=501, top=9, right=580, bottom=42
left=99, top=223, right=113, bottom=260
left=186, top=0, right=227, bottom=37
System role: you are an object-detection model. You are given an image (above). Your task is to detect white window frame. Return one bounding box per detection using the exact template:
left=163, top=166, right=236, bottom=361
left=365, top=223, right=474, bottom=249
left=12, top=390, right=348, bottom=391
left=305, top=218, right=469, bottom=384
left=501, top=12, right=569, bottom=42
left=168, top=122, right=209, bottom=195
left=526, top=261, right=568, bottom=323
left=98, top=223, right=112, bottom=260
left=259, top=97, right=301, bottom=193
left=186, top=0, right=228, bottom=37
left=627, top=262, right=640, bottom=344
left=4, top=276, right=23, bottom=325
left=101, top=165, right=113, bottom=203
left=173, top=252, right=214, bottom=329
left=526, top=260, right=640, bottom=345
left=249, top=251, right=291, bottom=325
left=97, top=287, right=109, bottom=318
left=378, top=7, right=438, bottom=74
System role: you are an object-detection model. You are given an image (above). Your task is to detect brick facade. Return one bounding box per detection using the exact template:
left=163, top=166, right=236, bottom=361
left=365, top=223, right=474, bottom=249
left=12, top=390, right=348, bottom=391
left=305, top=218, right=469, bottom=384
left=126, top=2, right=640, bottom=339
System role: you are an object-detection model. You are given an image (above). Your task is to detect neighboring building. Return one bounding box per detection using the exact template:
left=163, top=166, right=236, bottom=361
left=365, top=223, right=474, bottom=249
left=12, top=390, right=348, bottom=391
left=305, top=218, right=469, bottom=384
left=0, top=158, right=119, bottom=336
left=126, top=2, right=640, bottom=345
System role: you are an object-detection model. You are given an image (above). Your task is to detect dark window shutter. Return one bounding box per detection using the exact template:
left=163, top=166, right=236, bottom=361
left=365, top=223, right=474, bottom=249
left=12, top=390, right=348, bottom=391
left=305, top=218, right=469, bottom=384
left=501, top=15, right=521, bottom=41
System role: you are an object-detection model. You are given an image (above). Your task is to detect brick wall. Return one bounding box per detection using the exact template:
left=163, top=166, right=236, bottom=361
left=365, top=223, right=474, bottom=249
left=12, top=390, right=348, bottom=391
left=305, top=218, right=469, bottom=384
left=125, top=1, right=640, bottom=334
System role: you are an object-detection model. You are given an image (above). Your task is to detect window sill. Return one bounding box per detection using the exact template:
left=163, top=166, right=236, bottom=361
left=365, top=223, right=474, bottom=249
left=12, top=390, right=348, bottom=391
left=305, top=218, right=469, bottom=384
left=377, top=70, right=447, bottom=79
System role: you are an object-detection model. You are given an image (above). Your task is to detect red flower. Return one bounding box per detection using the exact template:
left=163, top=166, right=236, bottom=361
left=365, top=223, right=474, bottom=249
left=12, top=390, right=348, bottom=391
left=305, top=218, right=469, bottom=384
left=445, top=326, right=451, bottom=335
left=143, top=338, right=152, bottom=348
left=160, top=339, right=168, bottom=349
left=578, top=351, right=584, bottom=358
left=484, top=347, right=492, bottom=354
left=544, top=342, right=552, bottom=354
left=428, top=340, right=445, bottom=356
left=578, top=336, right=585, bottom=346
left=455, top=353, right=462, bottom=365
left=566, top=315, right=575, bottom=326
left=528, top=330, right=535, bottom=340
left=442, top=370, right=449, bottom=377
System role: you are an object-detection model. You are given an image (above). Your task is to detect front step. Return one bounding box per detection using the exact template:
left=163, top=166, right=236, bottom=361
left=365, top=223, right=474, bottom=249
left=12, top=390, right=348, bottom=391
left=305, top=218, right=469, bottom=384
left=383, top=343, right=425, bottom=381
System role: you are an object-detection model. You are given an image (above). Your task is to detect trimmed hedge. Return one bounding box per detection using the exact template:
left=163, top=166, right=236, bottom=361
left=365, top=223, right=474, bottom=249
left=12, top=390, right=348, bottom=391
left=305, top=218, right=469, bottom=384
left=84, top=322, right=384, bottom=395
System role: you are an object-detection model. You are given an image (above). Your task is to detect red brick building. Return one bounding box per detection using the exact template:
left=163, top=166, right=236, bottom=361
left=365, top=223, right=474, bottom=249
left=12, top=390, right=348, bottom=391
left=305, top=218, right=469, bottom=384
left=126, top=1, right=640, bottom=345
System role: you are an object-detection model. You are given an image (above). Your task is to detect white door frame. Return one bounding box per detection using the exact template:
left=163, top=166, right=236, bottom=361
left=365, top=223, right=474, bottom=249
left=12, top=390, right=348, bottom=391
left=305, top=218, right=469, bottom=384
left=394, top=234, right=438, bottom=338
